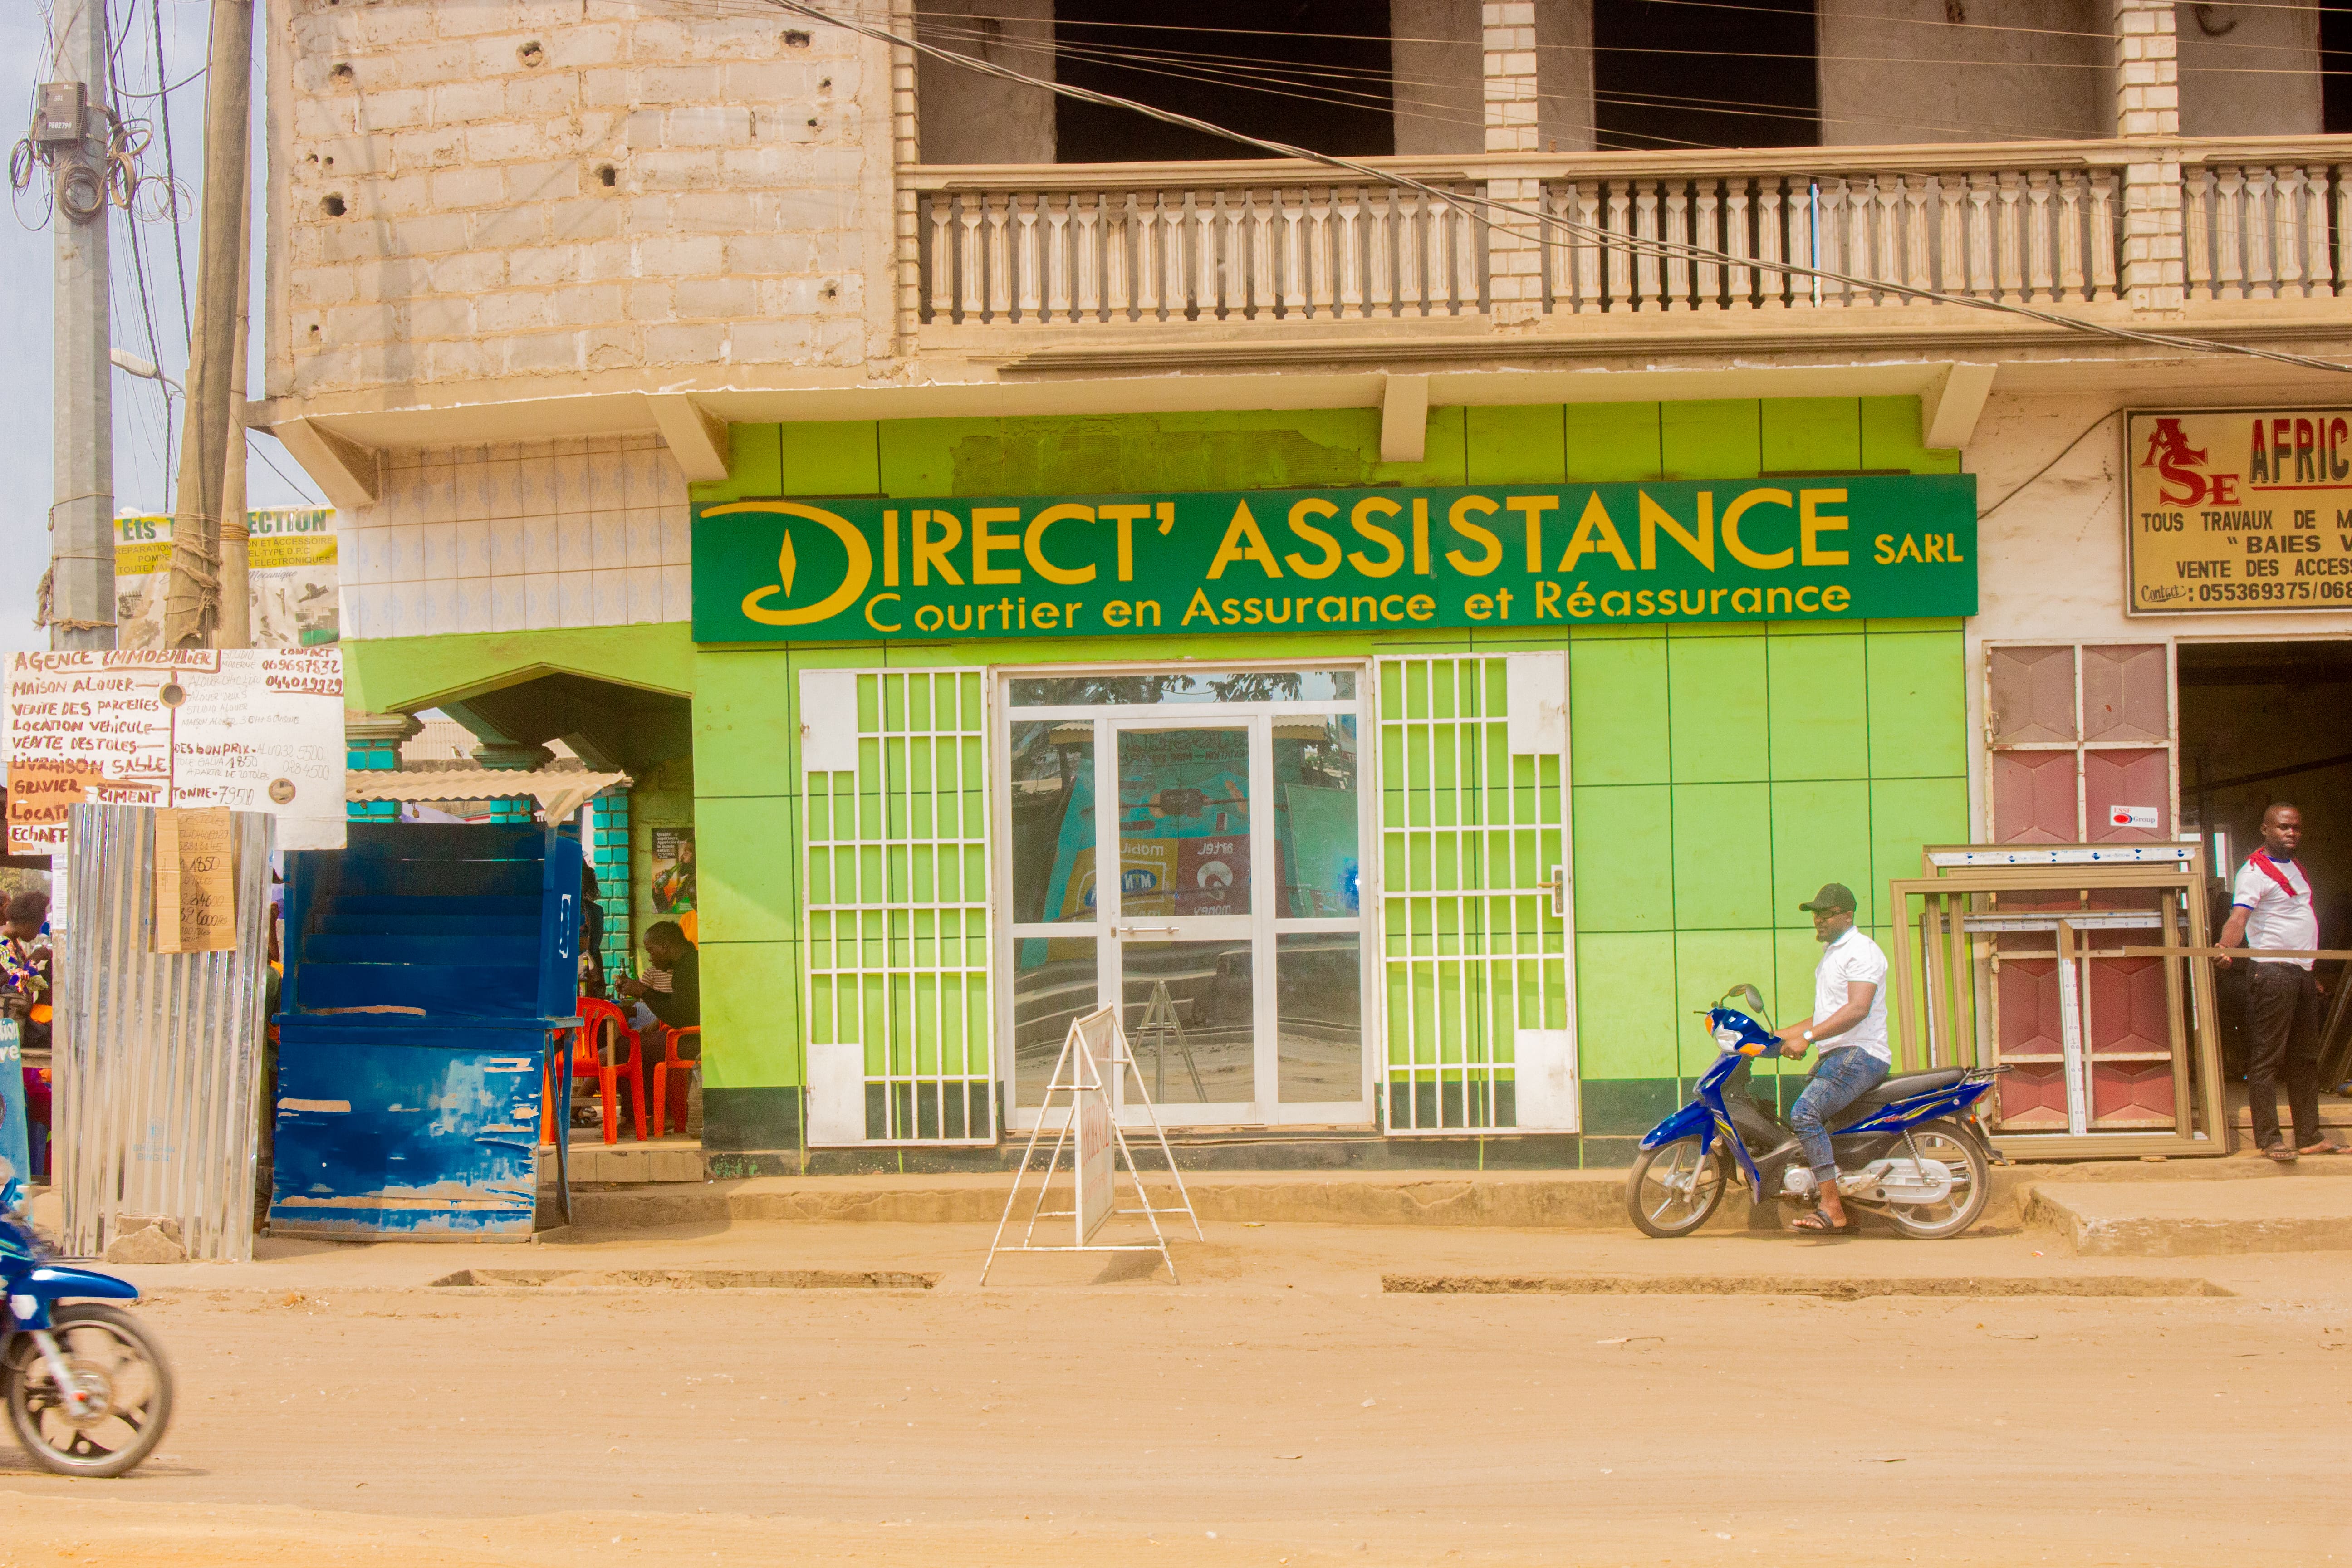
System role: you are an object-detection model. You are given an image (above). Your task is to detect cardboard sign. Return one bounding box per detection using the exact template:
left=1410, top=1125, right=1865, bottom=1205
left=1072, top=1008, right=1118, bottom=1244
left=2128, top=409, right=2352, bottom=613
left=153, top=808, right=236, bottom=953
left=4, top=648, right=346, bottom=855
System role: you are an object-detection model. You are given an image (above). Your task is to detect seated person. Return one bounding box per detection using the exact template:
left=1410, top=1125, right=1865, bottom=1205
left=617, top=919, right=699, bottom=1045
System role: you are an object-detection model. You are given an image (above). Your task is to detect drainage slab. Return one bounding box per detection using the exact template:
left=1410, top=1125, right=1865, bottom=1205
left=1381, top=1273, right=2233, bottom=1299
left=430, top=1268, right=938, bottom=1291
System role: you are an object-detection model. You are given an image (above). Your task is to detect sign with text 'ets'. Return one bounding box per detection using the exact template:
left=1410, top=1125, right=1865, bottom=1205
left=693, top=475, right=1977, bottom=644
left=2129, top=409, right=2352, bottom=614
left=3, top=649, right=346, bottom=855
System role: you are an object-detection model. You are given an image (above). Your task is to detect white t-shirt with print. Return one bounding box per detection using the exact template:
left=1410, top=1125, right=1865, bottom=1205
left=2232, top=853, right=2318, bottom=971
left=1812, top=926, right=1891, bottom=1063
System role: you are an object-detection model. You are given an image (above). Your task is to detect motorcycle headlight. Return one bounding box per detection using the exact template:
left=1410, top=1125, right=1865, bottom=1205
left=1713, top=1027, right=1742, bottom=1053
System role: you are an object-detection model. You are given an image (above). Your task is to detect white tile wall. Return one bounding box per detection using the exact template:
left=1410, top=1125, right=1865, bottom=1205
left=341, top=435, right=694, bottom=639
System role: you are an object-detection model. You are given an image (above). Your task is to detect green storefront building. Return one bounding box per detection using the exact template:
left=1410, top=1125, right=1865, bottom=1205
left=345, top=394, right=1973, bottom=1169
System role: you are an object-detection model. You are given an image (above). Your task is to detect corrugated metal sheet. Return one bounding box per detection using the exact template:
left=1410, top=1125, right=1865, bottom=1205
left=55, top=804, right=270, bottom=1262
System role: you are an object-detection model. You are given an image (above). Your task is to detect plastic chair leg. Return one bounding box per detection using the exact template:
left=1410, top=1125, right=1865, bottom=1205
left=623, top=1062, right=647, bottom=1142
left=596, top=1066, right=619, bottom=1145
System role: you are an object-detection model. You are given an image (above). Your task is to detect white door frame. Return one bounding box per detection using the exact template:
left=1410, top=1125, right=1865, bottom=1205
left=994, top=663, right=1376, bottom=1132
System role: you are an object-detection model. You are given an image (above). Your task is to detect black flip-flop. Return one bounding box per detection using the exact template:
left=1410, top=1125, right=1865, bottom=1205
left=1788, top=1208, right=1855, bottom=1235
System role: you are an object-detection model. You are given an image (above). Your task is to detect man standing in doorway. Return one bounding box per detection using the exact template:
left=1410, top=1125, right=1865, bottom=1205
left=1777, top=882, right=1892, bottom=1234
left=2220, top=803, right=2341, bottom=1162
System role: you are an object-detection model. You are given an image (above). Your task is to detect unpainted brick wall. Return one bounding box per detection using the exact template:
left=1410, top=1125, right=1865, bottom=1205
left=267, top=0, right=896, bottom=400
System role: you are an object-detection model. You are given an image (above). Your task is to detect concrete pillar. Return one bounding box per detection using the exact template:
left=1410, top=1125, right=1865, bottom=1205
left=2114, top=0, right=2183, bottom=315
left=343, top=712, right=419, bottom=824
left=1483, top=2, right=1545, bottom=328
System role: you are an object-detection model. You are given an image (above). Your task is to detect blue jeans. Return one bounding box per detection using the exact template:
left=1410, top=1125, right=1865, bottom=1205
left=1789, top=1046, right=1889, bottom=1181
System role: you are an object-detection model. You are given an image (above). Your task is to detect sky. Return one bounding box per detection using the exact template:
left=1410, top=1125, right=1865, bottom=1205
left=4, top=0, right=321, bottom=658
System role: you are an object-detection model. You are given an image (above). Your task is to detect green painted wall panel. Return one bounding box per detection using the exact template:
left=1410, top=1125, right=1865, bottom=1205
left=1867, top=632, right=1968, bottom=778
left=1570, top=785, right=1673, bottom=932
left=1374, top=405, right=1470, bottom=488
left=342, top=623, right=696, bottom=715
left=1770, top=779, right=1875, bottom=927
left=1563, top=403, right=1661, bottom=480
left=1660, top=400, right=1760, bottom=479
left=1761, top=397, right=1862, bottom=473
left=1859, top=395, right=1960, bottom=475
left=1667, top=635, right=1768, bottom=784
left=1766, top=633, right=1870, bottom=781
left=1871, top=776, right=1970, bottom=897
left=699, top=938, right=803, bottom=1089
left=1570, top=635, right=1669, bottom=786
left=1673, top=928, right=1780, bottom=1078
left=696, top=793, right=803, bottom=946
left=692, top=423, right=783, bottom=505
left=781, top=420, right=882, bottom=495
left=1671, top=782, right=1773, bottom=931
left=1573, top=931, right=1680, bottom=1080
left=1466, top=405, right=1565, bottom=484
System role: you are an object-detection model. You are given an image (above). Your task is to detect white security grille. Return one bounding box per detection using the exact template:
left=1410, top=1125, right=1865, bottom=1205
left=804, top=669, right=994, bottom=1145
left=1376, top=654, right=1576, bottom=1134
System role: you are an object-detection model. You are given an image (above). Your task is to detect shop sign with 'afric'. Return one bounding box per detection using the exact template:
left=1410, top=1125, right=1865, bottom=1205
left=2128, top=408, right=2352, bottom=615
left=692, top=475, right=1978, bottom=644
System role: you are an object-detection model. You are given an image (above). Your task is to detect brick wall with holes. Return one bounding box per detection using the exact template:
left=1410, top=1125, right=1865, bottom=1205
left=265, top=0, right=897, bottom=401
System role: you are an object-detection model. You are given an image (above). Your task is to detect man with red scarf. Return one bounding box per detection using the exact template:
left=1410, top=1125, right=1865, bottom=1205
left=2220, top=803, right=2340, bottom=1161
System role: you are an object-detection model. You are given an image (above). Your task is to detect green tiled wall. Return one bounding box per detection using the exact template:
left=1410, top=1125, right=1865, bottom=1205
left=1568, top=623, right=1968, bottom=1132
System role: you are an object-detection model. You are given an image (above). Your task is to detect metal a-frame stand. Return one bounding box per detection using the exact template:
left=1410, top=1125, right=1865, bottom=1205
left=980, top=1004, right=1202, bottom=1284
left=1131, top=977, right=1207, bottom=1102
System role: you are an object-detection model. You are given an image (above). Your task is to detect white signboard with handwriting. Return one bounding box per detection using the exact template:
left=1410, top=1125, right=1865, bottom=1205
left=4, top=649, right=346, bottom=854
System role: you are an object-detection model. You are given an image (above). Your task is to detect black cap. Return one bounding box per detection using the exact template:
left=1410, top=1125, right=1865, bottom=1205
left=1799, top=882, right=1857, bottom=914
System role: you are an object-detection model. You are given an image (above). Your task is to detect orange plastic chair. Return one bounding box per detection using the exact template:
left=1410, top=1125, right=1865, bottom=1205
left=648, top=1024, right=701, bottom=1139
left=573, top=997, right=647, bottom=1144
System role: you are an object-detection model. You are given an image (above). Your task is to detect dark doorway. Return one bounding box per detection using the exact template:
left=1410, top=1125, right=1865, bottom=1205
left=1593, top=0, right=1818, bottom=150
left=2178, top=641, right=2352, bottom=1087
left=2327, top=2, right=2352, bottom=135
left=1053, top=0, right=1395, bottom=162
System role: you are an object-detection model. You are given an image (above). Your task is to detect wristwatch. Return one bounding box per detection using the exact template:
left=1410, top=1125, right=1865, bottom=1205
left=1802, top=1029, right=1815, bottom=1045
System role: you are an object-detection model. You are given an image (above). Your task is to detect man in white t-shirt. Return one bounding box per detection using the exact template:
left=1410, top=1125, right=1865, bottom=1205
left=1776, top=882, right=1892, bottom=1234
left=2219, top=802, right=2339, bottom=1161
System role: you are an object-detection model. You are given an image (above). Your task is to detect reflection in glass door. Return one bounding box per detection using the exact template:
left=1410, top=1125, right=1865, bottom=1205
left=999, top=669, right=1371, bottom=1129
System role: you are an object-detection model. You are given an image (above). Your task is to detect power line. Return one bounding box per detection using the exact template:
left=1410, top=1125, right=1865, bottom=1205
left=783, top=0, right=2352, bottom=377
left=148, top=0, right=191, bottom=346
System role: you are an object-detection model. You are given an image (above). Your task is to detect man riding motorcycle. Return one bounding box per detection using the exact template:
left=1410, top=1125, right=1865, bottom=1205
left=1775, top=882, right=1891, bottom=1235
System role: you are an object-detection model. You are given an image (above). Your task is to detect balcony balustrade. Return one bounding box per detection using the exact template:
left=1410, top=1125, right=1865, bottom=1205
left=909, top=137, right=2352, bottom=341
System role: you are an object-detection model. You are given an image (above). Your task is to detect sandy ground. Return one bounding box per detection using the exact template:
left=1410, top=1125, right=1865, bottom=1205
left=0, top=1215, right=2345, bottom=1568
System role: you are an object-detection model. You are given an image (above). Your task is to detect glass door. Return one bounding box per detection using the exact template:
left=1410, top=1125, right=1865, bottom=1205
left=1000, top=669, right=1371, bottom=1130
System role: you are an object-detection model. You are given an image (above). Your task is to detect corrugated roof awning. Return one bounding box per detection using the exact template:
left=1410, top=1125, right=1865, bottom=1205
left=345, top=765, right=631, bottom=821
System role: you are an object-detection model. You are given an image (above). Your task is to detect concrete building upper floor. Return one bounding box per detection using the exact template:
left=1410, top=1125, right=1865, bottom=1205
left=255, top=0, right=2352, bottom=505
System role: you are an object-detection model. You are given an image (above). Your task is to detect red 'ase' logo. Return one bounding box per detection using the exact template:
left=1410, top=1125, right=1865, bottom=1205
left=2140, top=417, right=2240, bottom=506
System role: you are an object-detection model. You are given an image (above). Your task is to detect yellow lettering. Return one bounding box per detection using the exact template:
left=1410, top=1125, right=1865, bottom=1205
left=1024, top=503, right=1096, bottom=586
left=1104, top=600, right=1132, bottom=627
left=1799, top=489, right=1849, bottom=566
left=1445, top=495, right=1503, bottom=576
left=1557, top=493, right=1635, bottom=573
left=913, top=508, right=964, bottom=587
left=1505, top=495, right=1559, bottom=573
left=1348, top=496, right=1405, bottom=577
left=1207, top=501, right=1283, bottom=580
left=1722, top=489, right=1794, bottom=571
left=1796, top=585, right=1822, bottom=612
left=1284, top=498, right=1343, bottom=579
left=883, top=508, right=900, bottom=587
left=1411, top=498, right=1431, bottom=575
left=863, top=593, right=902, bottom=632
left=1638, top=491, right=1714, bottom=571
left=1822, top=585, right=1850, bottom=612
left=1181, top=588, right=1221, bottom=625
left=1873, top=533, right=1896, bottom=565
left=971, top=507, right=1023, bottom=585
left=1098, top=503, right=1150, bottom=583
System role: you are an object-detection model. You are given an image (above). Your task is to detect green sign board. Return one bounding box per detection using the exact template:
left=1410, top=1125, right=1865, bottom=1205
left=691, top=475, right=1977, bottom=644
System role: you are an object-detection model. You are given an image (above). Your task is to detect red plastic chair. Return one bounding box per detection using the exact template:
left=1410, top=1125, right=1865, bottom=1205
left=573, top=998, right=647, bottom=1144
left=648, top=1024, right=701, bottom=1139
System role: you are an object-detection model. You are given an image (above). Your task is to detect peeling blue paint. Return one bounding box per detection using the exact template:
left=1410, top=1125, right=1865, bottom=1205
left=269, top=823, right=583, bottom=1242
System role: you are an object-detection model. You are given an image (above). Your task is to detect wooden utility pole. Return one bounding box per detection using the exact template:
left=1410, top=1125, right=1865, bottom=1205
left=216, top=134, right=254, bottom=649
left=163, top=0, right=256, bottom=651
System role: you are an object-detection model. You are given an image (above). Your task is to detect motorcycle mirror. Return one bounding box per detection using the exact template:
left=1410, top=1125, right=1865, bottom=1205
left=1736, top=984, right=1765, bottom=1015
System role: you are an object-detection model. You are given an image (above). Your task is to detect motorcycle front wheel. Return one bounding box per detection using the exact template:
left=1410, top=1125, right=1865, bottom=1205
left=1880, top=1120, right=1991, bottom=1240
left=5, top=1303, right=176, bottom=1477
left=1626, top=1136, right=1728, bottom=1238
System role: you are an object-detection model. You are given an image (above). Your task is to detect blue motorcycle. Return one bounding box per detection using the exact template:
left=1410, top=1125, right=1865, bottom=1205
left=1628, top=985, right=2003, bottom=1240
left=0, top=1176, right=173, bottom=1475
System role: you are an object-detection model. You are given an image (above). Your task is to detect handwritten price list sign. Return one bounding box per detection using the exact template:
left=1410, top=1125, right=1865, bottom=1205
left=4, top=648, right=347, bottom=855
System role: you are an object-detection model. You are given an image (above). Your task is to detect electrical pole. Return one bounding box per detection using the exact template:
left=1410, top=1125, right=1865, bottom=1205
left=162, top=0, right=255, bottom=651
left=216, top=132, right=253, bottom=650
left=45, top=0, right=116, bottom=652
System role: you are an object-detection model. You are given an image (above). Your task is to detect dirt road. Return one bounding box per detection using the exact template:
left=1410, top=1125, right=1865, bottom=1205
left=0, top=1220, right=2342, bottom=1567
